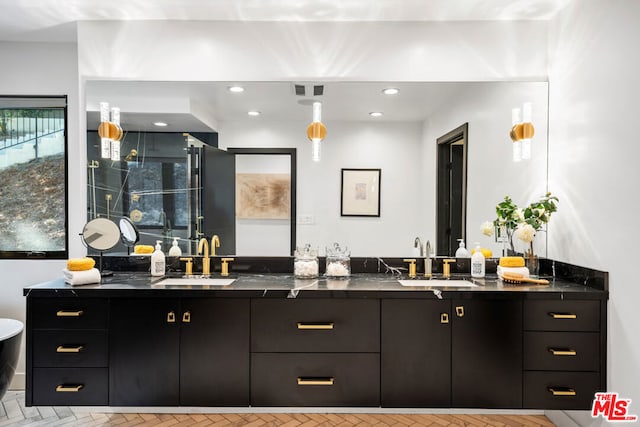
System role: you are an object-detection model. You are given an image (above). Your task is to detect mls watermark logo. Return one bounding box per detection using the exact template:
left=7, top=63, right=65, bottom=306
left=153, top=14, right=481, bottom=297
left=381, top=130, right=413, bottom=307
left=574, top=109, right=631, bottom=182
left=592, top=392, right=638, bottom=422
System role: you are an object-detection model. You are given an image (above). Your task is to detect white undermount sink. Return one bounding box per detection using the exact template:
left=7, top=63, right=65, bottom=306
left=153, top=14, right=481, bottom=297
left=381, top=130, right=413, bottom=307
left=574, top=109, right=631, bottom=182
left=398, top=279, right=478, bottom=288
left=152, top=277, right=236, bottom=287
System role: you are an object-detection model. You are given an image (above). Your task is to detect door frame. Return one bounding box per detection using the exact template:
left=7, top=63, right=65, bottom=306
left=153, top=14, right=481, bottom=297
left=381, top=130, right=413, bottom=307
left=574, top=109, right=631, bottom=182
left=227, top=147, right=297, bottom=255
left=436, top=123, right=468, bottom=256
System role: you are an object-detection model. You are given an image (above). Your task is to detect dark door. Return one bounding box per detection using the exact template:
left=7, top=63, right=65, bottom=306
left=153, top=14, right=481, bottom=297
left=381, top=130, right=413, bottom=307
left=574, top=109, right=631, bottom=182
left=109, top=298, right=180, bottom=406
left=381, top=299, right=451, bottom=407
left=451, top=298, right=523, bottom=408
left=201, top=145, right=236, bottom=255
left=436, top=124, right=468, bottom=256
left=180, top=298, right=250, bottom=406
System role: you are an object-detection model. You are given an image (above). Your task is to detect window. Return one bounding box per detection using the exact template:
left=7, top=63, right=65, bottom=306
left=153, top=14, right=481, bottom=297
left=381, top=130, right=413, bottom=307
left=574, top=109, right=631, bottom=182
left=0, top=96, right=68, bottom=258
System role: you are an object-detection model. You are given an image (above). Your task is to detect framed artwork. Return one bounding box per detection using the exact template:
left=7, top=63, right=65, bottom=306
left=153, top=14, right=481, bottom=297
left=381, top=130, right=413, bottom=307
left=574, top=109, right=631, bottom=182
left=340, top=168, right=381, bottom=217
left=236, top=173, right=291, bottom=219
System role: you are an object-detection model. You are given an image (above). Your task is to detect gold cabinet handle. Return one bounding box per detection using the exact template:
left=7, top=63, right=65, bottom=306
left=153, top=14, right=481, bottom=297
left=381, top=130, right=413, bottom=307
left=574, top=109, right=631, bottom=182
left=56, top=345, right=84, bottom=353
left=549, top=348, right=577, bottom=356
left=297, top=322, right=334, bottom=330
left=548, top=387, right=576, bottom=396
left=56, top=310, right=83, bottom=317
left=549, top=312, right=577, bottom=319
left=167, top=311, right=176, bottom=323
left=455, top=306, right=464, bottom=318
left=297, top=377, right=335, bottom=386
left=440, top=313, right=449, bottom=324
left=56, top=384, right=84, bottom=393
left=182, top=311, right=191, bottom=323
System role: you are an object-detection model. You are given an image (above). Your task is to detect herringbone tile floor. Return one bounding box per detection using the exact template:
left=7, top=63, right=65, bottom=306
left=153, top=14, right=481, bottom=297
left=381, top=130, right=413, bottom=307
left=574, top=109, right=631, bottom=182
left=1, top=391, right=556, bottom=426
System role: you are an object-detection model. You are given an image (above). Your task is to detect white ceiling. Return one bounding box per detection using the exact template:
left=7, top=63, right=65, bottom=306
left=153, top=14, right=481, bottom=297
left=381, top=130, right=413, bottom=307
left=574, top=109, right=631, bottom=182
left=1, top=0, right=571, bottom=42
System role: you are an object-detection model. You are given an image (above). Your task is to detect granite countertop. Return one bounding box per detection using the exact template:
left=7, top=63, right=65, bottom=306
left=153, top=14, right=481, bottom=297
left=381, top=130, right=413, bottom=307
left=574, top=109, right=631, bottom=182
left=24, top=271, right=608, bottom=300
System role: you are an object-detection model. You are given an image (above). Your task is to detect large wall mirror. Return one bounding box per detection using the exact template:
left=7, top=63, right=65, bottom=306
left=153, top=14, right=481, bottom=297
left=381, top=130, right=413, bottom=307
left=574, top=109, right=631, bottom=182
left=86, top=80, right=549, bottom=257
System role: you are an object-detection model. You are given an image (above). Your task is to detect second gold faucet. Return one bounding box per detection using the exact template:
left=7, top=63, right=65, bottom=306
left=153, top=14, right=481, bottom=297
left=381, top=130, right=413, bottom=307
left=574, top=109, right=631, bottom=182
left=197, top=235, right=221, bottom=275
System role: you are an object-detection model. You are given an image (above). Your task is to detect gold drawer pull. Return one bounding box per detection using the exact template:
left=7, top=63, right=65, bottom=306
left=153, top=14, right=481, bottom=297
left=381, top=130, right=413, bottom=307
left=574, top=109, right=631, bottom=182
left=297, top=377, right=335, bottom=386
left=297, top=322, right=334, bottom=330
left=56, top=345, right=84, bottom=353
left=440, top=313, right=449, bottom=324
left=548, top=387, right=576, bottom=396
left=455, top=306, right=464, bottom=318
left=56, top=310, right=84, bottom=317
left=56, top=384, right=84, bottom=393
left=182, top=311, right=191, bottom=323
left=167, top=311, right=176, bottom=323
left=549, top=312, right=577, bottom=319
left=549, top=348, right=577, bottom=356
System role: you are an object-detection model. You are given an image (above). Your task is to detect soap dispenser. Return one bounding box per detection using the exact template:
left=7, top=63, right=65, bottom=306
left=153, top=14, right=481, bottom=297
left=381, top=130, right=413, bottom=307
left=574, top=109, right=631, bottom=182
left=455, top=239, right=470, bottom=258
left=471, top=242, right=485, bottom=278
left=151, top=240, right=166, bottom=277
left=168, top=237, right=182, bottom=257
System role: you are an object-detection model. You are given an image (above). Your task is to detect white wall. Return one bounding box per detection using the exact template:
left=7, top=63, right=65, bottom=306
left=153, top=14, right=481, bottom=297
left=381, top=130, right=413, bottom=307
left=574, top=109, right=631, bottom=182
left=547, top=1, right=640, bottom=425
left=0, top=42, right=81, bottom=388
left=219, top=120, right=424, bottom=256
left=77, top=21, right=547, bottom=82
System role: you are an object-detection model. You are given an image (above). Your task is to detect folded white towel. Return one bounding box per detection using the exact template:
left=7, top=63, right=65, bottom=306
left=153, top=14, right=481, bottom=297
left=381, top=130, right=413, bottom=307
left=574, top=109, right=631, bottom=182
left=62, top=268, right=101, bottom=286
left=497, top=266, right=530, bottom=278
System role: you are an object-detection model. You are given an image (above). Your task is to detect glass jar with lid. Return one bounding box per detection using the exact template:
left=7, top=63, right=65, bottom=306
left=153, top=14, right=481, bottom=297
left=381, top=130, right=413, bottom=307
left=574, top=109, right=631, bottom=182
left=325, top=242, right=351, bottom=278
left=294, top=244, right=319, bottom=279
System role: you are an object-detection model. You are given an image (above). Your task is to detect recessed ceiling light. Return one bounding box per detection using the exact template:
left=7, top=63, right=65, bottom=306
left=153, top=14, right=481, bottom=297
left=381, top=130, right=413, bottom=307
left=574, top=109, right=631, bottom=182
left=153, top=122, right=168, bottom=127
left=247, top=111, right=261, bottom=116
left=229, top=86, right=245, bottom=93
left=369, top=112, right=383, bottom=117
left=382, top=88, right=399, bottom=95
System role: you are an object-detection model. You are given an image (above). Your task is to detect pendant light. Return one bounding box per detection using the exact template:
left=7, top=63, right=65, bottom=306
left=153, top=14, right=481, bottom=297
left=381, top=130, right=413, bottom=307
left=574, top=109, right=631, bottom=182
left=307, top=102, right=326, bottom=162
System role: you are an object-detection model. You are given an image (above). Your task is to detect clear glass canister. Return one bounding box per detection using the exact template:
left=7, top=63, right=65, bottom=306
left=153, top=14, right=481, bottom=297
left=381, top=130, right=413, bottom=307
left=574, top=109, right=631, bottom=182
left=325, top=242, right=350, bottom=278
left=294, top=244, right=319, bottom=279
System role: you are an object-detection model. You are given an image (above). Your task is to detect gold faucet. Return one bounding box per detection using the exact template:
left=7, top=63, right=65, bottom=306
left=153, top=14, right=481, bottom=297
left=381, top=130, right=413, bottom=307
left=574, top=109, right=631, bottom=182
left=403, top=259, right=417, bottom=278
left=442, top=259, right=456, bottom=278
left=211, top=235, right=220, bottom=257
left=198, top=238, right=210, bottom=275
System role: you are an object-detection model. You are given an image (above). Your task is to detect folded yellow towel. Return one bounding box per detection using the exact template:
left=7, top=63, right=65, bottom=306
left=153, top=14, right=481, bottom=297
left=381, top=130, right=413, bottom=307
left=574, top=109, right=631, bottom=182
left=66, top=257, right=95, bottom=271
left=62, top=268, right=101, bottom=286
left=499, top=256, right=525, bottom=268
left=134, top=245, right=154, bottom=254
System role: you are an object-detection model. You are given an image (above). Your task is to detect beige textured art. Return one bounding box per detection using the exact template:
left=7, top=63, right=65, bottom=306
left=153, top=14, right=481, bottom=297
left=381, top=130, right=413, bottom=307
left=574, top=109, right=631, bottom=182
left=236, top=173, right=290, bottom=219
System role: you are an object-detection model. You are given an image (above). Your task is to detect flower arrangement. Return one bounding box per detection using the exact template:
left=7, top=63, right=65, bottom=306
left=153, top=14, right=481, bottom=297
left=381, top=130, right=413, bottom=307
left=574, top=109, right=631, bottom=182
left=483, top=192, right=559, bottom=255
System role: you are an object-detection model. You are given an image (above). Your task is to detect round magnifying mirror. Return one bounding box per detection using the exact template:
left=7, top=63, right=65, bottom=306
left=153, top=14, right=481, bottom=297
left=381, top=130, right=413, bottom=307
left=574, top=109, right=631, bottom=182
left=82, top=218, right=121, bottom=251
left=119, top=217, right=139, bottom=254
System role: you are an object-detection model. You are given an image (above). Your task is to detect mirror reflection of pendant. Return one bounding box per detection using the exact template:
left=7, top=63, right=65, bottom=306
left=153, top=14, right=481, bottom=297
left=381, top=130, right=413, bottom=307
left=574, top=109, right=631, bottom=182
left=130, top=209, right=143, bottom=222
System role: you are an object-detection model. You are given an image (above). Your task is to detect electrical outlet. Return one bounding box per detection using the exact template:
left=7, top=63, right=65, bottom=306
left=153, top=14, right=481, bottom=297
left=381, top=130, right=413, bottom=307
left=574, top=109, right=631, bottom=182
left=298, top=214, right=315, bottom=225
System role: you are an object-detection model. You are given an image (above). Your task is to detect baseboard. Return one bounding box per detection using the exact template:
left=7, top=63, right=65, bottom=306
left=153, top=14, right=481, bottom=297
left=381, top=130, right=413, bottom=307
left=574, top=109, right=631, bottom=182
left=9, top=372, right=25, bottom=390
left=545, top=410, right=582, bottom=427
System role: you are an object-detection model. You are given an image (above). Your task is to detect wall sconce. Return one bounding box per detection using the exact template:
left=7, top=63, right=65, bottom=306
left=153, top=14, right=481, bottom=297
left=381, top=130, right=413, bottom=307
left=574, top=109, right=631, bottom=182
left=306, top=102, right=326, bottom=162
left=97, top=102, right=123, bottom=160
left=509, top=102, right=534, bottom=162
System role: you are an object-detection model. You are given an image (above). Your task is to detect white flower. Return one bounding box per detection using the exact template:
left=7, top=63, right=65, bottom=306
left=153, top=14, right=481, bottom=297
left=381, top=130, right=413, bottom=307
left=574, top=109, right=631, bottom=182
left=481, top=221, right=494, bottom=237
left=514, top=223, right=536, bottom=243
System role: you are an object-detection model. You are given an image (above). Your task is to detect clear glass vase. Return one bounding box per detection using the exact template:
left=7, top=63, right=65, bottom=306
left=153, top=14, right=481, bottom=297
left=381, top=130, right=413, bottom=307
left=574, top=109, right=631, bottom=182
left=524, top=242, right=539, bottom=277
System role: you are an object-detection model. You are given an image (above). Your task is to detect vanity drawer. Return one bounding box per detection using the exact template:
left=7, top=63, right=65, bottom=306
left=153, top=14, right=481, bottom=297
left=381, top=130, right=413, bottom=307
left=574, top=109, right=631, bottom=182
left=524, top=332, right=599, bottom=371
left=524, top=300, right=600, bottom=331
left=32, top=367, right=108, bottom=406
left=32, top=330, right=108, bottom=368
left=251, top=353, right=380, bottom=407
left=31, top=298, right=108, bottom=330
left=251, top=299, right=379, bottom=352
left=523, top=371, right=601, bottom=410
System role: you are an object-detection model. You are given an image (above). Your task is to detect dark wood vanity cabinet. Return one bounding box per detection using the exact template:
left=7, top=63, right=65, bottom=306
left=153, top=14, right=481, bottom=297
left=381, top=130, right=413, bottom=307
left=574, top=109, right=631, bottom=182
left=27, top=298, right=109, bottom=406
left=109, top=297, right=250, bottom=406
left=381, top=298, right=522, bottom=408
left=522, top=299, right=605, bottom=409
left=250, top=298, right=380, bottom=406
